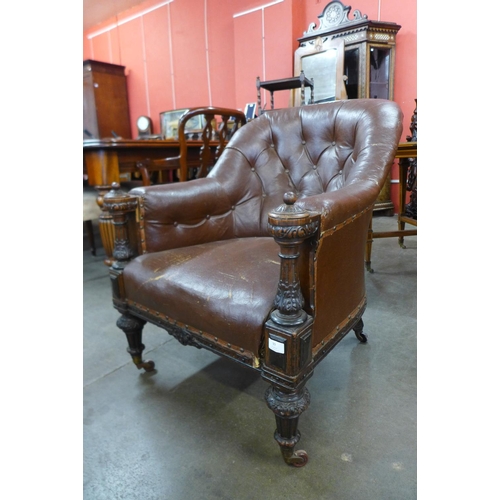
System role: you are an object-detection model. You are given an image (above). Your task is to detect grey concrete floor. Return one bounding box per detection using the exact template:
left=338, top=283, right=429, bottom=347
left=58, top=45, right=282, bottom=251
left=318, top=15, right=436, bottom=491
left=83, top=215, right=416, bottom=500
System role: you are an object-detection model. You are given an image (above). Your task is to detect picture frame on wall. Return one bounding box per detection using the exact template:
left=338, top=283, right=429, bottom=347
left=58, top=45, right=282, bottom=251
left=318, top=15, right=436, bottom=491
left=160, top=109, right=205, bottom=139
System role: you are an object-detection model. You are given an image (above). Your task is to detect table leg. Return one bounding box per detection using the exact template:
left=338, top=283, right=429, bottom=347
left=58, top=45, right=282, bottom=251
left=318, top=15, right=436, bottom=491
left=398, top=158, right=409, bottom=249
left=85, top=150, right=121, bottom=265
left=90, top=187, right=115, bottom=266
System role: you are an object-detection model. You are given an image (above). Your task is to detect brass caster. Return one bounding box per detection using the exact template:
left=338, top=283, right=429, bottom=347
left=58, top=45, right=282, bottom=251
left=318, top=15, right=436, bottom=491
left=137, top=360, right=155, bottom=372
left=282, top=449, right=309, bottom=467
left=132, top=356, right=156, bottom=372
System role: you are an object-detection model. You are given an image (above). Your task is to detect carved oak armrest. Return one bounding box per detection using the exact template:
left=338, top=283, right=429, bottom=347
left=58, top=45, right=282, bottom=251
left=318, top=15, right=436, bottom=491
left=102, top=182, right=141, bottom=270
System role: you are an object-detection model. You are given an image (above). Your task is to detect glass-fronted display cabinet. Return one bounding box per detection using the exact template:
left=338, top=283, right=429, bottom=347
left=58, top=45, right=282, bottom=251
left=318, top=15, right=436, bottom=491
left=298, top=1, right=401, bottom=100
left=296, top=1, right=401, bottom=214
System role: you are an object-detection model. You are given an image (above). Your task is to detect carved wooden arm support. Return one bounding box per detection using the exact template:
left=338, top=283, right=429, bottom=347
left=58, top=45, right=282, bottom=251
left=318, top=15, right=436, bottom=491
left=263, top=192, right=320, bottom=467
left=262, top=192, right=320, bottom=392
left=102, top=182, right=140, bottom=271
left=268, top=192, right=320, bottom=327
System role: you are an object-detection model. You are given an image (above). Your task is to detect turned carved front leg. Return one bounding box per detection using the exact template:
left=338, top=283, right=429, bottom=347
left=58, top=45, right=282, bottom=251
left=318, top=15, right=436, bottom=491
left=117, top=314, right=155, bottom=372
left=353, top=318, right=367, bottom=343
left=262, top=192, right=319, bottom=467
left=103, top=184, right=155, bottom=372
left=265, top=386, right=310, bottom=466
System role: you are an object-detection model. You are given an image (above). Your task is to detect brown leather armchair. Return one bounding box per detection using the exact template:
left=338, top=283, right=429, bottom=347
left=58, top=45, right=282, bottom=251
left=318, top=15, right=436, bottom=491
left=104, top=99, right=402, bottom=467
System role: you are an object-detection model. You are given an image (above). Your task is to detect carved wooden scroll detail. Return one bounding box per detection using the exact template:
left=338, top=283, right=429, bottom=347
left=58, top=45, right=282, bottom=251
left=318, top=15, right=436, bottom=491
left=305, top=1, right=367, bottom=36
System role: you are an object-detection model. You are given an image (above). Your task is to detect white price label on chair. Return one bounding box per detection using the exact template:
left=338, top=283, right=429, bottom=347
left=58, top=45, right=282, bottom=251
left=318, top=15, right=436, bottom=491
left=269, top=338, right=285, bottom=354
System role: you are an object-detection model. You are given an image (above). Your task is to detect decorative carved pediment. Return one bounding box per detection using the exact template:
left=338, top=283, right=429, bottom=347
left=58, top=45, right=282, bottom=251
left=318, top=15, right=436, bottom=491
left=305, top=1, right=367, bottom=36
left=298, top=1, right=400, bottom=49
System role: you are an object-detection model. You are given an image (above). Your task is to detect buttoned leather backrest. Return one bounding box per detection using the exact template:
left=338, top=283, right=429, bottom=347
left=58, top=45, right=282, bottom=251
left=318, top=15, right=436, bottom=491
left=133, top=99, right=401, bottom=253
left=208, top=99, right=401, bottom=236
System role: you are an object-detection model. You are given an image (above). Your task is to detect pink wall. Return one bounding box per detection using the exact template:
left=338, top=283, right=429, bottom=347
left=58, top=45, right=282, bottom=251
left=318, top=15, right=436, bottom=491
left=83, top=0, right=416, bottom=211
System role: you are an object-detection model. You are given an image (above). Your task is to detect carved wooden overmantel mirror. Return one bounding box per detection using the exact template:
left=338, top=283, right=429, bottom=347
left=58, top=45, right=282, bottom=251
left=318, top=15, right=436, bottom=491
left=297, top=1, right=402, bottom=214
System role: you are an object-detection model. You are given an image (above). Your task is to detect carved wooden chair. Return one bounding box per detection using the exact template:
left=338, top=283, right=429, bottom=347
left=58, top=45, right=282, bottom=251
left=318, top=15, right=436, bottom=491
left=104, top=99, right=402, bottom=466
left=136, top=106, right=247, bottom=185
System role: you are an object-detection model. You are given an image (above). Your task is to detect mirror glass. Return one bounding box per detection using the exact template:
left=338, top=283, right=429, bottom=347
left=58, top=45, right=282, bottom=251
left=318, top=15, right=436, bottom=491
left=301, top=48, right=339, bottom=103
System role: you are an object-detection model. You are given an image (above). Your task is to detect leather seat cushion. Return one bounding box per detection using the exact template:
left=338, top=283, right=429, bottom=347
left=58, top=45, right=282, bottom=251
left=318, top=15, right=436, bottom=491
left=123, top=237, right=281, bottom=355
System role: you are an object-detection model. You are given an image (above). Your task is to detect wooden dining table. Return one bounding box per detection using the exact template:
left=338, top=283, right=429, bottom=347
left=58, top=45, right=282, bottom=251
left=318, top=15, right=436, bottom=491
left=83, top=138, right=210, bottom=187
left=84, top=138, right=213, bottom=264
